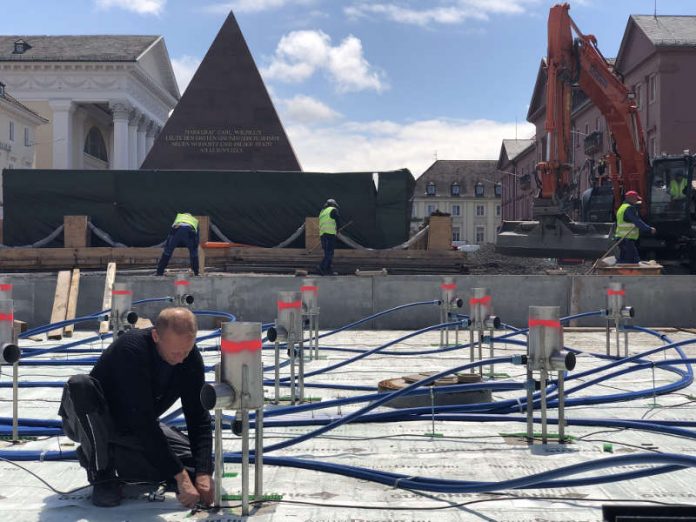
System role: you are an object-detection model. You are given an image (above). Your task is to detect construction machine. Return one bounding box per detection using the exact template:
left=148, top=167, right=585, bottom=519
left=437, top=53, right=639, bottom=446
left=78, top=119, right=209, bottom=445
left=496, top=3, right=696, bottom=268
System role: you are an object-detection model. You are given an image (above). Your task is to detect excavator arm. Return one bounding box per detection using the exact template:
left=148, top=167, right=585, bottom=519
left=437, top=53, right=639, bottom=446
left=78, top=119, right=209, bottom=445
left=497, top=2, right=649, bottom=258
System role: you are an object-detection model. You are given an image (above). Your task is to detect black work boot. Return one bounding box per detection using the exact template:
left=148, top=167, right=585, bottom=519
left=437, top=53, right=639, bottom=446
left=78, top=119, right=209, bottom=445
left=91, top=469, right=122, bottom=507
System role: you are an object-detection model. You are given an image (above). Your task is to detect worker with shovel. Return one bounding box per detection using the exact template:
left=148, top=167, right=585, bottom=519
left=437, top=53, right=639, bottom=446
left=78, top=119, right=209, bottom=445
left=615, top=190, right=656, bottom=264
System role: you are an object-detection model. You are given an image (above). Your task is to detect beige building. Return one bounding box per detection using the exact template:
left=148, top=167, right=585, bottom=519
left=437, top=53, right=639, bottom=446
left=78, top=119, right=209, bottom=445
left=0, top=36, right=179, bottom=170
left=412, top=160, right=503, bottom=245
left=0, top=82, right=47, bottom=214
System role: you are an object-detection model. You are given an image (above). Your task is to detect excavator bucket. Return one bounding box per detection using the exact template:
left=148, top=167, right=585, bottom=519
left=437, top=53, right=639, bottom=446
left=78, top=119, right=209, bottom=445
left=496, top=216, right=614, bottom=259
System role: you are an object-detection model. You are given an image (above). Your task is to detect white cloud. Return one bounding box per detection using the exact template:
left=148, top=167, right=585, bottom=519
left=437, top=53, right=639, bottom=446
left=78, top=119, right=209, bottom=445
left=202, top=0, right=317, bottom=14
left=285, top=117, right=535, bottom=176
left=171, top=55, right=202, bottom=95
left=263, top=30, right=387, bottom=93
left=280, top=95, right=341, bottom=124
left=345, top=0, right=539, bottom=27
left=95, top=0, right=165, bottom=15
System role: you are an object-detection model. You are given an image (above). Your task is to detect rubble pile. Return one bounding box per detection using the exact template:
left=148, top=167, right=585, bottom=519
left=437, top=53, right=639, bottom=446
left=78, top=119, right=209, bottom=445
left=465, top=244, right=592, bottom=275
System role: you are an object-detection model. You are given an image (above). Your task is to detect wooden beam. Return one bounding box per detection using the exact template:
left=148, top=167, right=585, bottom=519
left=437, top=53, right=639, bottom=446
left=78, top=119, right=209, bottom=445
left=196, top=215, right=210, bottom=245
left=63, top=216, right=90, bottom=248
left=63, top=269, right=80, bottom=338
left=427, top=216, right=453, bottom=251
left=47, top=271, right=72, bottom=340
left=99, top=263, right=116, bottom=335
left=305, top=217, right=320, bottom=251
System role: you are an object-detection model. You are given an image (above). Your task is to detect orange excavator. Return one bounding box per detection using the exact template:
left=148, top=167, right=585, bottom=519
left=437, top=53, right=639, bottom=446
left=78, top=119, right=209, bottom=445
left=496, top=3, right=696, bottom=267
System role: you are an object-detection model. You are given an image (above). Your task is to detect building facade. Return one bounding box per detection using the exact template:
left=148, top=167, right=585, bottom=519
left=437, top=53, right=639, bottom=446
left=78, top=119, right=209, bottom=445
left=0, top=35, right=179, bottom=170
left=412, top=160, right=503, bottom=245
left=500, top=14, right=696, bottom=219
left=497, top=139, right=536, bottom=221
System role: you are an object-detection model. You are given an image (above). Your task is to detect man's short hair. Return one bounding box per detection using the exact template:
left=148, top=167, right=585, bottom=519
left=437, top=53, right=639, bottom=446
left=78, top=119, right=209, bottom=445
left=155, top=307, right=198, bottom=337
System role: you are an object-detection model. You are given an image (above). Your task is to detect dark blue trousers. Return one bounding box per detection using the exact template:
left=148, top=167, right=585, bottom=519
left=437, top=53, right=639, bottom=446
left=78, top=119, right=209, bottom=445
left=156, top=226, right=199, bottom=275
left=319, top=234, right=336, bottom=274
left=617, top=239, right=640, bottom=264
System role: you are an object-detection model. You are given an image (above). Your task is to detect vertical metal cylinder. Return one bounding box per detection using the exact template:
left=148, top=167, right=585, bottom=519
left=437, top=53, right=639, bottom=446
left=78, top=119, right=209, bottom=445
left=174, top=273, right=193, bottom=306
left=277, top=291, right=302, bottom=337
left=526, top=367, right=534, bottom=441
left=221, top=322, right=263, bottom=409
left=241, top=406, right=249, bottom=516
left=440, top=277, right=456, bottom=305
left=300, top=278, right=318, bottom=312
left=213, top=364, right=223, bottom=508
left=0, top=278, right=13, bottom=301
left=469, top=326, right=475, bottom=373
left=606, top=282, right=624, bottom=317
left=469, top=288, right=491, bottom=325
left=0, top=300, right=14, bottom=349
left=528, top=306, right=563, bottom=371
left=110, top=282, right=134, bottom=333
left=540, top=368, right=548, bottom=444
left=558, top=371, right=565, bottom=443
left=274, top=340, right=280, bottom=403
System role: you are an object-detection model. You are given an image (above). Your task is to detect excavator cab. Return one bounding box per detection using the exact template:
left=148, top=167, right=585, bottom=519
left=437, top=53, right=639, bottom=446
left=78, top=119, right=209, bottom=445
left=647, top=154, right=695, bottom=238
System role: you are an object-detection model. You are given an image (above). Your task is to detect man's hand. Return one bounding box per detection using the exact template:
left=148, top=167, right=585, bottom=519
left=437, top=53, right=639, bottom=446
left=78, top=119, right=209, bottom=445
left=194, top=473, right=214, bottom=507
left=650, top=227, right=657, bottom=235
left=175, top=470, right=200, bottom=508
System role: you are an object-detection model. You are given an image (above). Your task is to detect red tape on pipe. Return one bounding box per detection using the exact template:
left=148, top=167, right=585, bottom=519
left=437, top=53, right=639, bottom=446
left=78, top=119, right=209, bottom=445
left=469, top=296, right=492, bottom=305
left=0, top=284, right=12, bottom=291
left=221, top=339, right=262, bottom=353
left=607, top=290, right=625, bottom=296
left=528, top=319, right=561, bottom=329
left=112, top=290, right=133, bottom=296
left=175, top=281, right=190, bottom=286
left=0, top=313, right=14, bottom=322
left=277, top=301, right=301, bottom=310
left=300, top=286, right=318, bottom=293
left=440, top=283, right=456, bottom=290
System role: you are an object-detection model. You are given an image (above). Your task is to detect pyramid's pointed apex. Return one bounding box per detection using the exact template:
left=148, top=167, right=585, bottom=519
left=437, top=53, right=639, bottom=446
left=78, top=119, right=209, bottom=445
left=141, top=10, right=301, bottom=171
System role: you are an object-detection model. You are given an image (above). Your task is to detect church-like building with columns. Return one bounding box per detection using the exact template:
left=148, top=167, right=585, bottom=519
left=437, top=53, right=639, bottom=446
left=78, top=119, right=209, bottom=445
left=0, top=35, right=179, bottom=170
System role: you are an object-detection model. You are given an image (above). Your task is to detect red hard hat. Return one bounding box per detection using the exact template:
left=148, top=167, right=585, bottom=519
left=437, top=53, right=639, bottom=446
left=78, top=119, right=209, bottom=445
left=625, top=190, right=642, bottom=200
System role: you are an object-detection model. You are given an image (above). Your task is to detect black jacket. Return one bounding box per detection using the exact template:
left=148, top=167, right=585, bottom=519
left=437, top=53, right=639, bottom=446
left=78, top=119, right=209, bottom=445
left=90, top=329, right=212, bottom=477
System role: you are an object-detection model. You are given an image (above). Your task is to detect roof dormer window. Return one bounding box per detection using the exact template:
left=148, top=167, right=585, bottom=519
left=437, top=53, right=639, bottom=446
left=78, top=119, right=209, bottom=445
left=450, top=182, right=461, bottom=196
left=0, top=82, right=5, bottom=97
left=426, top=181, right=436, bottom=196
left=13, top=40, right=31, bottom=54
left=475, top=182, right=485, bottom=197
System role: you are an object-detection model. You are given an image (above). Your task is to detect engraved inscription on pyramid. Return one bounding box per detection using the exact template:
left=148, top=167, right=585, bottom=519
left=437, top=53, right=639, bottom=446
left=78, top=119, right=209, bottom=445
left=142, top=12, right=301, bottom=171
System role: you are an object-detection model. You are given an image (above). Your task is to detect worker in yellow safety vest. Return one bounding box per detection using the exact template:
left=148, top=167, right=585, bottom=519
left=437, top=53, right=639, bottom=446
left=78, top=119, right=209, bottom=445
left=156, top=213, right=200, bottom=275
left=317, top=199, right=341, bottom=276
left=669, top=171, right=688, bottom=200
left=615, top=191, right=655, bottom=264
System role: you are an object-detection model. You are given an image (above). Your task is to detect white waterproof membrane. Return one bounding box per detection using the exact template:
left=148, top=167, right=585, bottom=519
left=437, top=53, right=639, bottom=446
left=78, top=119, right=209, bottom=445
left=1, top=325, right=695, bottom=521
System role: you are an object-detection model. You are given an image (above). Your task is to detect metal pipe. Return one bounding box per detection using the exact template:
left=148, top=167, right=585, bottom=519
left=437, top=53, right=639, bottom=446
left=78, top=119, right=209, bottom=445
left=489, top=327, right=495, bottom=376
left=254, top=407, right=263, bottom=504
left=540, top=368, right=548, bottom=445
left=241, top=365, right=250, bottom=516
left=526, top=367, right=534, bottom=441
left=12, top=362, right=18, bottom=443
left=299, top=337, right=305, bottom=403
left=469, top=326, right=475, bottom=373
left=213, top=364, right=222, bottom=508
left=274, top=340, right=280, bottom=403
left=558, top=371, right=565, bottom=443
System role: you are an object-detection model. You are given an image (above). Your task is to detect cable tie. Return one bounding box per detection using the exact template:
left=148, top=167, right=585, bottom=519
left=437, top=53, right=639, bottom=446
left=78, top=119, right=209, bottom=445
left=393, top=475, right=417, bottom=489
left=515, top=396, right=524, bottom=413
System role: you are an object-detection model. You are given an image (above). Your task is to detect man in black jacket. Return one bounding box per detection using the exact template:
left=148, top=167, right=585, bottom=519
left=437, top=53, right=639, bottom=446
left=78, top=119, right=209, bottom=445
left=59, top=307, right=213, bottom=508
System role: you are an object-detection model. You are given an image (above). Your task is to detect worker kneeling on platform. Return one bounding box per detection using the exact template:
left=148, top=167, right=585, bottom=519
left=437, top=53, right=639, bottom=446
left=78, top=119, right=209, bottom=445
left=58, top=307, right=213, bottom=508
left=615, top=191, right=656, bottom=264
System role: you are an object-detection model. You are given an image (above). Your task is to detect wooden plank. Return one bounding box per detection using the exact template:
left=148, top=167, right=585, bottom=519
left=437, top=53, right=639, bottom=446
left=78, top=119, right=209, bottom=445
left=427, top=216, right=452, bottom=251
left=63, top=269, right=80, bottom=337
left=63, top=216, right=90, bottom=248
left=305, top=217, right=320, bottom=251
left=196, top=216, right=210, bottom=245
left=47, top=271, right=71, bottom=340
left=99, top=263, right=117, bottom=335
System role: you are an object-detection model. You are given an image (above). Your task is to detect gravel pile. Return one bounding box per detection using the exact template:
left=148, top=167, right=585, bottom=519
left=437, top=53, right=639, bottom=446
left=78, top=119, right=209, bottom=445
left=465, top=243, right=593, bottom=275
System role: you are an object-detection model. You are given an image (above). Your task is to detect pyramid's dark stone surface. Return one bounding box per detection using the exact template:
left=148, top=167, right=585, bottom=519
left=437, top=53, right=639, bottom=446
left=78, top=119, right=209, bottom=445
left=142, top=12, right=301, bottom=171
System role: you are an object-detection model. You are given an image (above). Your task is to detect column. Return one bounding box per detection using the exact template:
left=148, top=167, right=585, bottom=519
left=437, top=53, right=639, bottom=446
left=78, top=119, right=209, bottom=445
left=48, top=100, right=75, bottom=169
left=109, top=101, right=131, bottom=170
left=137, top=116, right=148, bottom=167
left=145, top=122, right=158, bottom=155
left=128, top=108, right=141, bottom=169
left=72, top=108, right=88, bottom=169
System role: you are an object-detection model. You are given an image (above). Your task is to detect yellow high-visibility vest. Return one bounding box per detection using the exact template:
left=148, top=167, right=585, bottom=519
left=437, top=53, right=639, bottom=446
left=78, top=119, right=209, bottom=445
left=173, top=213, right=199, bottom=232
left=669, top=178, right=687, bottom=200
left=615, top=203, right=639, bottom=240
left=318, top=207, right=337, bottom=235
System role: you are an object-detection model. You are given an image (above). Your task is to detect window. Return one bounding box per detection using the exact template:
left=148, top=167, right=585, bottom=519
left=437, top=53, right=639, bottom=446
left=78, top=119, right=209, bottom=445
left=496, top=205, right=501, bottom=216
left=475, top=183, right=484, bottom=197
left=584, top=123, right=589, bottom=136
left=426, top=204, right=437, bottom=215
left=476, top=204, right=485, bottom=217
left=0, top=82, right=5, bottom=96
left=24, top=128, right=31, bottom=147
left=450, top=182, right=461, bottom=196
left=476, top=226, right=486, bottom=244
left=13, top=40, right=31, bottom=54
left=634, top=83, right=642, bottom=109
left=426, top=181, right=436, bottom=196
left=452, top=227, right=461, bottom=242
left=494, top=183, right=502, bottom=197
left=9, top=121, right=14, bottom=142
left=451, top=204, right=461, bottom=216
left=84, top=127, right=108, bottom=162
left=648, top=74, right=656, bottom=104
left=595, top=117, right=600, bottom=131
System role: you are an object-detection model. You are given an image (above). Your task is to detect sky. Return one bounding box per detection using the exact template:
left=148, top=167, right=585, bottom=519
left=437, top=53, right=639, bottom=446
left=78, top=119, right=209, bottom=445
left=5, top=0, right=696, bottom=176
